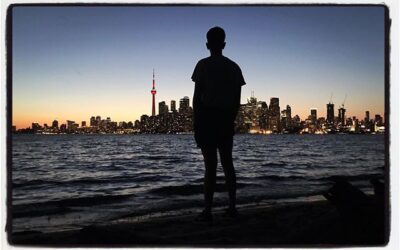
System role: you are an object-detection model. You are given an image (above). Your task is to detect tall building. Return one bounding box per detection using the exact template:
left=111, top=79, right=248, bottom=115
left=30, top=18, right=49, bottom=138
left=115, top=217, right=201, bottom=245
left=310, top=109, right=317, bottom=125
left=375, top=114, right=383, bottom=126
left=32, top=123, right=41, bottom=133
left=52, top=120, right=59, bottom=129
left=258, top=101, right=268, bottom=131
left=67, top=120, right=75, bottom=129
left=286, top=105, right=292, bottom=120
left=326, top=103, right=335, bottom=124
left=171, top=100, right=176, bottom=112
left=159, top=101, right=169, bottom=115
left=140, top=114, right=149, bottom=123
left=96, top=116, right=101, bottom=125
left=281, top=109, right=288, bottom=130
left=338, top=107, right=346, bottom=125
left=269, top=97, right=280, bottom=131
left=179, top=96, right=190, bottom=113
left=282, top=105, right=292, bottom=130
left=269, top=98, right=280, bottom=112
left=60, top=124, right=67, bottom=133
left=293, top=115, right=301, bottom=127
left=81, top=121, right=86, bottom=127
left=151, top=69, right=157, bottom=116
left=90, top=116, right=96, bottom=126
left=235, top=95, right=263, bottom=133
left=365, top=111, right=370, bottom=123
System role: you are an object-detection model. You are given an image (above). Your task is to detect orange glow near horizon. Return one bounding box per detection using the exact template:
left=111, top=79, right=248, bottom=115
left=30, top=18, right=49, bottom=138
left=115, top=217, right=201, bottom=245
left=12, top=100, right=385, bottom=130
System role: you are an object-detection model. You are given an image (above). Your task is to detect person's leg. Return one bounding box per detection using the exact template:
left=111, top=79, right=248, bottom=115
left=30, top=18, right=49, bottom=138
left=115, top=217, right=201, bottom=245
left=201, top=146, right=218, bottom=213
left=219, top=137, right=236, bottom=211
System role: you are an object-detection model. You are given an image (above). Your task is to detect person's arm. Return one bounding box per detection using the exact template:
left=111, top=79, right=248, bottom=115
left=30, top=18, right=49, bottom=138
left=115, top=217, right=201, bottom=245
left=231, top=65, right=245, bottom=121
left=192, top=61, right=203, bottom=127
left=193, top=82, right=202, bottom=114
left=230, top=86, right=241, bottom=122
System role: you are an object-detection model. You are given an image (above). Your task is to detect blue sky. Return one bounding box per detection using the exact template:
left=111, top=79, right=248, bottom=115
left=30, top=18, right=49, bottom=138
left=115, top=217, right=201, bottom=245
left=12, top=6, right=385, bottom=128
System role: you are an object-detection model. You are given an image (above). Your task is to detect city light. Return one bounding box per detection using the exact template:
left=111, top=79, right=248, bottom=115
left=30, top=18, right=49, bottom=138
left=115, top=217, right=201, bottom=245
left=13, top=94, right=385, bottom=135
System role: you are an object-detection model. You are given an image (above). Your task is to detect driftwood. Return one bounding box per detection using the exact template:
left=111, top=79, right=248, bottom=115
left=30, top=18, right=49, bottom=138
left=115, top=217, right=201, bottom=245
left=323, top=177, right=385, bottom=244
left=323, top=178, right=369, bottom=214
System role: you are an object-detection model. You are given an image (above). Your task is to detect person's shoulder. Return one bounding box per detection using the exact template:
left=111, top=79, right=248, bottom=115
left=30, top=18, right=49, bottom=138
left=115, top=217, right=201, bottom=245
left=223, top=56, right=242, bottom=71
left=194, top=57, right=210, bottom=71
left=196, top=57, right=211, bottom=65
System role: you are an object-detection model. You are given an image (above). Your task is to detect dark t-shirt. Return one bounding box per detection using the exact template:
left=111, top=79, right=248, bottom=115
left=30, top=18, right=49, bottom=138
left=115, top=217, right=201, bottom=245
left=192, top=56, right=246, bottom=109
left=191, top=55, right=245, bottom=147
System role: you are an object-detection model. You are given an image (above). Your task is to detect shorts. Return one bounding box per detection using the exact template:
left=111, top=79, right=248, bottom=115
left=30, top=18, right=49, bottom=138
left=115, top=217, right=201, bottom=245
left=194, top=106, right=235, bottom=148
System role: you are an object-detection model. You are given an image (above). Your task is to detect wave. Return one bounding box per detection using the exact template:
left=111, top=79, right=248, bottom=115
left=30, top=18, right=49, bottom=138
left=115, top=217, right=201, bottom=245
left=261, top=162, right=287, bottom=167
left=14, top=193, right=135, bottom=211
left=241, top=158, right=268, bottom=162
left=254, top=175, right=306, bottom=181
left=194, top=176, right=227, bottom=183
left=245, top=173, right=383, bottom=182
left=12, top=174, right=170, bottom=188
left=13, top=177, right=131, bottom=188
left=288, top=152, right=326, bottom=157
left=150, top=182, right=251, bottom=196
left=317, top=173, right=383, bottom=182
left=14, top=172, right=383, bottom=190
left=13, top=206, right=72, bottom=218
left=143, top=155, right=182, bottom=161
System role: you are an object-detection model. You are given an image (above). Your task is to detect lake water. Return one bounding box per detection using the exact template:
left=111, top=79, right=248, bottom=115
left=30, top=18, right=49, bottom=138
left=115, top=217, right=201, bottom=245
left=11, top=134, right=385, bottom=233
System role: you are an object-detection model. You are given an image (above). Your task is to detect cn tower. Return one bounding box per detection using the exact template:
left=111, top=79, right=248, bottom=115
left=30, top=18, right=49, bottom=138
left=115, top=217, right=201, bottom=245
left=151, top=69, right=157, bottom=116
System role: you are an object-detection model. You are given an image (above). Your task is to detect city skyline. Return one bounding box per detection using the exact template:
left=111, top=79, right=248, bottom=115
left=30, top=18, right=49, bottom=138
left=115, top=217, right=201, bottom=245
left=15, top=93, right=384, bottom=133
left=12, top=6, right=385, bottom=129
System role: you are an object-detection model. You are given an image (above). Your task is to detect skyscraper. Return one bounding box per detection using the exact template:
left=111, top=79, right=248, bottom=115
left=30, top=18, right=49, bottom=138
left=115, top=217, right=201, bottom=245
left=326, top=103, right=335, bottom=124
left=60, top=124, right=67, bottom=133
left=32, top=123, right=41, bottom=133
left=286, top=105, right=292, bottom=120
left=52, top=120, right=59, bottom=129
left=151, top=70, right=157, bottom=116
left=365, top=111, right=370, bottom=123
left=90, top=116, right=96, bottom=127
left=284, top=105, right=292, bottom=129
left=96, top=116, right=101, bottom=125
left=269, top=97, right=280, bottom=131
left=159, top=101, right=169, bottom=115
left=179, top=96, right=190, bottom=113
left=67, top=120, right=75, bottom=129
left=338, top=107, right=346, bottom=125
left=375, top=114, right=383, bottom=126
left=280, top=109, right=287, bottom=130
left=269, top=98, right=279, bottom=111
left=310, top=108, right=317, bottom=125
left=171, top=100, right=176, bottom=112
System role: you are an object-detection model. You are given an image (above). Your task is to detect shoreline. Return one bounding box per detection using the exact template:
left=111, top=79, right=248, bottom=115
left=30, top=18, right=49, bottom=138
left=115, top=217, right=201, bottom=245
left=11, top=194, right=328, bottom=234
left=9, top=198, right=386, bottom=247
left=12, top=132, right=385, bottom=135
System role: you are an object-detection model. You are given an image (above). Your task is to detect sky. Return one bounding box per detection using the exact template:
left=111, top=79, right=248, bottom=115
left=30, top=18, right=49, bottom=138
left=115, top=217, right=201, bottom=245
left=12, top=6, right=385, bottom=129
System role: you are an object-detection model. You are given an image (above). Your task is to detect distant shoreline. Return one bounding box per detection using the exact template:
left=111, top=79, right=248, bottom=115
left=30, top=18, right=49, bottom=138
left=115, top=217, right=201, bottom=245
left=11, top=132, right=385, bottom=135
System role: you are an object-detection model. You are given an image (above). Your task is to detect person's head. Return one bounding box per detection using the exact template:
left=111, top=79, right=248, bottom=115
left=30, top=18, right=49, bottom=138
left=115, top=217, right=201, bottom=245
left=206, top=26, right=226, bottom=53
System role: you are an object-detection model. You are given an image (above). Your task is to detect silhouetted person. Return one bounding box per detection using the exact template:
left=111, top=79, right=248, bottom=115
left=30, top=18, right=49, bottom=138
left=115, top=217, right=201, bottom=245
left=192, top=27, right=246, bottom=221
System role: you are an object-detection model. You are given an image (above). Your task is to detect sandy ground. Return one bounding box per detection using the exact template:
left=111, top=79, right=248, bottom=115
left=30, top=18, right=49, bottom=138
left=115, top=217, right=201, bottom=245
left=9, top=199, right=386, bottom=247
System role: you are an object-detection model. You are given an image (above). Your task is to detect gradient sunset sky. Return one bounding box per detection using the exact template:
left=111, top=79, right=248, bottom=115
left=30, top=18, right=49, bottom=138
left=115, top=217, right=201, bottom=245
left=12, top=6, right=385, bottom=129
